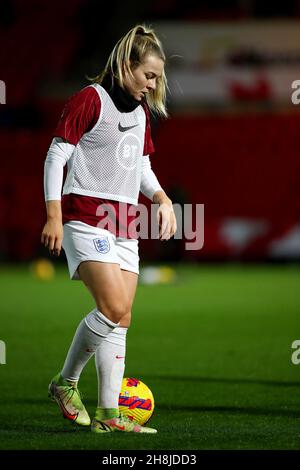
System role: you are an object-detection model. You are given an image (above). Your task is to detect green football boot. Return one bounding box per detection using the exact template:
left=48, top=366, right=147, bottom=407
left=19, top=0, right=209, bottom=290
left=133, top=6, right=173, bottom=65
left=91, top=407, right=157, bottom=434
left=48, top=373, right=91, bottom=426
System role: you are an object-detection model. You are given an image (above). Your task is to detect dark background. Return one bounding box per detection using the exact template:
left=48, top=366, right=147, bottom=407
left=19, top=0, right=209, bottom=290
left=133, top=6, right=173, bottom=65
left=1, top=0, right=300, bottom=264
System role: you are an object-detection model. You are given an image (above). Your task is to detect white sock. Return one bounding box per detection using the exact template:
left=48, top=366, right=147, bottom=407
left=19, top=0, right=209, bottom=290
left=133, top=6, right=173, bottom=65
left=60, top=308, right=119, bottom=382
left=95, top=327, right=127, bottom=409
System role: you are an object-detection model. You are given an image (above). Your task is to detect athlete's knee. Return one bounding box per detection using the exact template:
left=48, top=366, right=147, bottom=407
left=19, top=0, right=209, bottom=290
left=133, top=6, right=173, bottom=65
left=119, top=312, right=131, bottom=328
left=97, top=300, right=131, bottom=324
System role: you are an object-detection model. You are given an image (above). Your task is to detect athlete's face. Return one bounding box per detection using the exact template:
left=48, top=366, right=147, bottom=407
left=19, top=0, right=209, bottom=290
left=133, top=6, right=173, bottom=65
left=123, top=54, right=164, bottom=101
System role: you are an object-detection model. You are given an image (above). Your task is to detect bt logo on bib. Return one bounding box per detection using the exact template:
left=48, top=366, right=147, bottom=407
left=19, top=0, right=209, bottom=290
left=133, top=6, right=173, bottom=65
left=116, top=134, right=142, bottom=170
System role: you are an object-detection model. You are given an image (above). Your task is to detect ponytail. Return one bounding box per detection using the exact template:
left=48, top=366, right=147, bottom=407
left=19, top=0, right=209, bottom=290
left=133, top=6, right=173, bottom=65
left=88, top=24, right=168, bottom=117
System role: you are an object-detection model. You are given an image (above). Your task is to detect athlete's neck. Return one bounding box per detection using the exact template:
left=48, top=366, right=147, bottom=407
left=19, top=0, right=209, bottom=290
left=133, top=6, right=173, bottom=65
left=100, top=74, right=141, bottom=112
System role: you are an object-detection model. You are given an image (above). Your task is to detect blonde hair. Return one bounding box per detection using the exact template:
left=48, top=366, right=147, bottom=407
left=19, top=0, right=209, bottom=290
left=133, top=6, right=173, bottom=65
left=90, top=24, right=168, bottom=118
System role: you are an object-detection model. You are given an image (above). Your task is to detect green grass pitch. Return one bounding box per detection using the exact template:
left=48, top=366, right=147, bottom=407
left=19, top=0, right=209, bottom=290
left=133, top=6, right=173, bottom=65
left=0, top=263, right=299, bottom=450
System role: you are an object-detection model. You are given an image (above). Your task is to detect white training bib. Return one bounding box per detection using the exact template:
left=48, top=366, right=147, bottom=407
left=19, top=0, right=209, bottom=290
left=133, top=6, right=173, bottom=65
left=63, top=84, right=146, bottom=205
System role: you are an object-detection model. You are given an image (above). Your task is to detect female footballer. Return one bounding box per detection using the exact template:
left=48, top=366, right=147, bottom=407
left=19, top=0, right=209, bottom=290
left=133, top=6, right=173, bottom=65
left=41, top=24, right=176, bottom=434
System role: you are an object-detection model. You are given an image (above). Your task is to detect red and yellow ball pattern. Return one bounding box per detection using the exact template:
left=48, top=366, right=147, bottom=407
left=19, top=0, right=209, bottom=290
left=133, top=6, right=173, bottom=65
left=118, top=377, right=155, bottom=425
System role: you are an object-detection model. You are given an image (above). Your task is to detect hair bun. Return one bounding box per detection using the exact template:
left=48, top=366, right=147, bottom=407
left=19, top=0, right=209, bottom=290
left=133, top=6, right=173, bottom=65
left=136, top=27, right=149, bottom=36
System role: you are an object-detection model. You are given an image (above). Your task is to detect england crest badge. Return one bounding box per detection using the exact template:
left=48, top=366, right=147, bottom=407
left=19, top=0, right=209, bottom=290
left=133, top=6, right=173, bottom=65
left=93, top=236, right=110, bottom=254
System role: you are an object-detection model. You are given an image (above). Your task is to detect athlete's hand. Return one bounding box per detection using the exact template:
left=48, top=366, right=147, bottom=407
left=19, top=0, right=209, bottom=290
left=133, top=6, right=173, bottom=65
left=41, top=219, right=63, bottom=256
left=157, top=203, right=177, bottom=241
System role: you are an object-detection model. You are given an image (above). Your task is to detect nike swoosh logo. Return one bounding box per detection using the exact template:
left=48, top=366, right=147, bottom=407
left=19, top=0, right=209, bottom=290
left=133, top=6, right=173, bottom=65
left=114, top=424, right=125, bottom=431
left=116, top=355, right=125, bottom=359
left=118, top=122, right=138, bottom=132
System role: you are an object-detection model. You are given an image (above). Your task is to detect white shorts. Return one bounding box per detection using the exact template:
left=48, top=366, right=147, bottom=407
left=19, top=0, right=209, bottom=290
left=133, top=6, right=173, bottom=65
left=62, top=221, right=139, bottom=280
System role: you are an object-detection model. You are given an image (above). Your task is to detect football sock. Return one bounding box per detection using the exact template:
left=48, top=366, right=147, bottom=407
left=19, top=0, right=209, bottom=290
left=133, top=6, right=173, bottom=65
left=95, top=327, right=127, bottom=409
left=60, top=308, right=119, bottom=382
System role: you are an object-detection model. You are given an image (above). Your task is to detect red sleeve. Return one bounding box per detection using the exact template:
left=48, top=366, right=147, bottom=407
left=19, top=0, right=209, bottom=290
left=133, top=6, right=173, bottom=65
left=53, top=86, right=101, bottom=145
left=142, top=102, right=155, bottom=156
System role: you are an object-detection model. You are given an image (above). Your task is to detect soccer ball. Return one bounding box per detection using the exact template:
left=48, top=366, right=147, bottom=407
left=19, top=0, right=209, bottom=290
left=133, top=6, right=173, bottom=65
left=30, top=258, right=55, bottom=281
left=118, top=377, right=155, bottom=425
